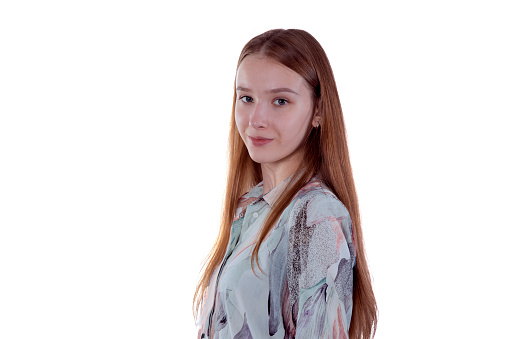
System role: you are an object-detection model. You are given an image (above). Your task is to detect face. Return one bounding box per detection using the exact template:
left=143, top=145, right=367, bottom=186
left=235, top=55, right=318, bottom=172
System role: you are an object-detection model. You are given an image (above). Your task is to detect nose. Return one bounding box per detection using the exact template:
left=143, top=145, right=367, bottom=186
left=249, top=102, right=268, bottom=129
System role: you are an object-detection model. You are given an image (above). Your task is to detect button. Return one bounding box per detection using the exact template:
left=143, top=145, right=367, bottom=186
left=253, top=212, right=259, bottom=218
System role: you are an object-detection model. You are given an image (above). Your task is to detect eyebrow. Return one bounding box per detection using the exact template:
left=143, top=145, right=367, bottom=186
left=236, top=87, right=300, bottom=96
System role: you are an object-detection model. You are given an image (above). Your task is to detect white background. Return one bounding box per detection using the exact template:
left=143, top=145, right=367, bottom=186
left=1, top=1, right=508, bottom=338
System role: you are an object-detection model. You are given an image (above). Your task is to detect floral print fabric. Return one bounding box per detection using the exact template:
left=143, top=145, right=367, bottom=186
left=197, top=175, right=355, bottom=338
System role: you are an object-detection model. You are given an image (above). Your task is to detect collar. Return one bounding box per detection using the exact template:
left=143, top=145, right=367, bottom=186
left=241, top=171, right=320, bottom=208
left=237, top=174, right=293, bottom=211
left=262, top=176, right=292, bottom=207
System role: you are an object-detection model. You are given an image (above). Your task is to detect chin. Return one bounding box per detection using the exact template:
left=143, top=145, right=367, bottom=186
left=246, top=150, right=276, bottom=164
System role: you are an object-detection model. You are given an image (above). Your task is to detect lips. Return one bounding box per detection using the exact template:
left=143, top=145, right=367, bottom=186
left=248, top=136, right=273, bottom=146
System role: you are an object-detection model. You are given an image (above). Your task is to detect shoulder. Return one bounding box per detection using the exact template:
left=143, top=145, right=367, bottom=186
left=285, top=178, right=354, bottom=249
left=285, top=178, right=356, bottom=265
left=290, top=179, right=351, bottom=223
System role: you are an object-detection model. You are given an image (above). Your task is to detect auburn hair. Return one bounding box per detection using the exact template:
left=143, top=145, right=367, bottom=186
left=194, top=29, right=377, bottom=338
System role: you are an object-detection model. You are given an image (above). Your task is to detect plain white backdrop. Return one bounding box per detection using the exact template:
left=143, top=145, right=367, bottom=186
left=1, top=1, right=508, bottom=338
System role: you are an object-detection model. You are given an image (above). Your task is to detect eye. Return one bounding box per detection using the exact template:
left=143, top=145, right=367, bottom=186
left=273, top=98, right=288, bottom=106
left=240, top=96, right=254, bottom=103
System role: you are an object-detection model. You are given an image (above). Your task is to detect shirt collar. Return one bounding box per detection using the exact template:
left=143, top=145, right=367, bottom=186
left=240, top=176, right=292, bottom=207
left=236, top=172, right=322, bottom=219
left=262, top=176, right=292, bottom=207
left=242, top=173, right=297, bottom=207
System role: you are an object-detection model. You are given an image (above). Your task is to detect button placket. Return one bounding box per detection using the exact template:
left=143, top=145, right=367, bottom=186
left=239, top=202, right=262, bottom=242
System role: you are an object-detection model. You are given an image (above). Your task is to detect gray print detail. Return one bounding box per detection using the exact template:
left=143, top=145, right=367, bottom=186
left=233, top=313, right=253, bottom=339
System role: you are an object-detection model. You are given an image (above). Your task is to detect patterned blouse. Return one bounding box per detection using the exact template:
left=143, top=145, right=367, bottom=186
left=197, top=175, right=355, bottom=339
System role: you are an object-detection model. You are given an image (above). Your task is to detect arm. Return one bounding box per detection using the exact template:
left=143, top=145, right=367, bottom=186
left=286, top=192, right=355, bottom=339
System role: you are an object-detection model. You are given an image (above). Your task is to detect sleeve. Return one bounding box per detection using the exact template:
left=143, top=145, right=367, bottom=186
left=286, top=192, right=355, bottom=339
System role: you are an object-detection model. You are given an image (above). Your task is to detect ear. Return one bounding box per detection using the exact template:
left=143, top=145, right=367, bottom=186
left=312, top=114, right=322, bottom=127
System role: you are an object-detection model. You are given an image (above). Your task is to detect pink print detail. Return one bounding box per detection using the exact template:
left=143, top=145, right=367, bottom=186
left=337, top=304, right=347, bottom=339
left=329, top=216, right=346, bottom=253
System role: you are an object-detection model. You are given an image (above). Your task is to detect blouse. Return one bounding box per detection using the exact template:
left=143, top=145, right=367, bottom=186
left=197, top=175, right=355, bottom=339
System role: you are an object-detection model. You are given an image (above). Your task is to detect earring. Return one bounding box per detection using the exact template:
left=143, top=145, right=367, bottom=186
left=315, top=122, right=320, bottom=128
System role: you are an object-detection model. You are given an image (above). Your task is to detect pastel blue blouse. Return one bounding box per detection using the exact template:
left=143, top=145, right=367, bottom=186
left=197, top=175, right=355, bottom=338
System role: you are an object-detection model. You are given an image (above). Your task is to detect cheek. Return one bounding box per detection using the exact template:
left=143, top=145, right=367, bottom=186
left=280, top=114, right=309, bottom=141
left=234, top=107, right=247, bottom=134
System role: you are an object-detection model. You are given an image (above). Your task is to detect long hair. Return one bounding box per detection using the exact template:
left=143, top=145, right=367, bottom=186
left=194, top=29, right=377, bottom=338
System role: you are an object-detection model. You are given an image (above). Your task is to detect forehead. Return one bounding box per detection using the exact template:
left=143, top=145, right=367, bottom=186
left=236, top=56, right=308, bottom=91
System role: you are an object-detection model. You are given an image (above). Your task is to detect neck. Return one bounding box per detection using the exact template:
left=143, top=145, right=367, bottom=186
left=261, top=160, right=300, bottom=195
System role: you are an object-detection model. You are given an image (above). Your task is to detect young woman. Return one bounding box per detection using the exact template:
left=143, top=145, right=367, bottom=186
left=194, top=29, right=377, bottom=339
